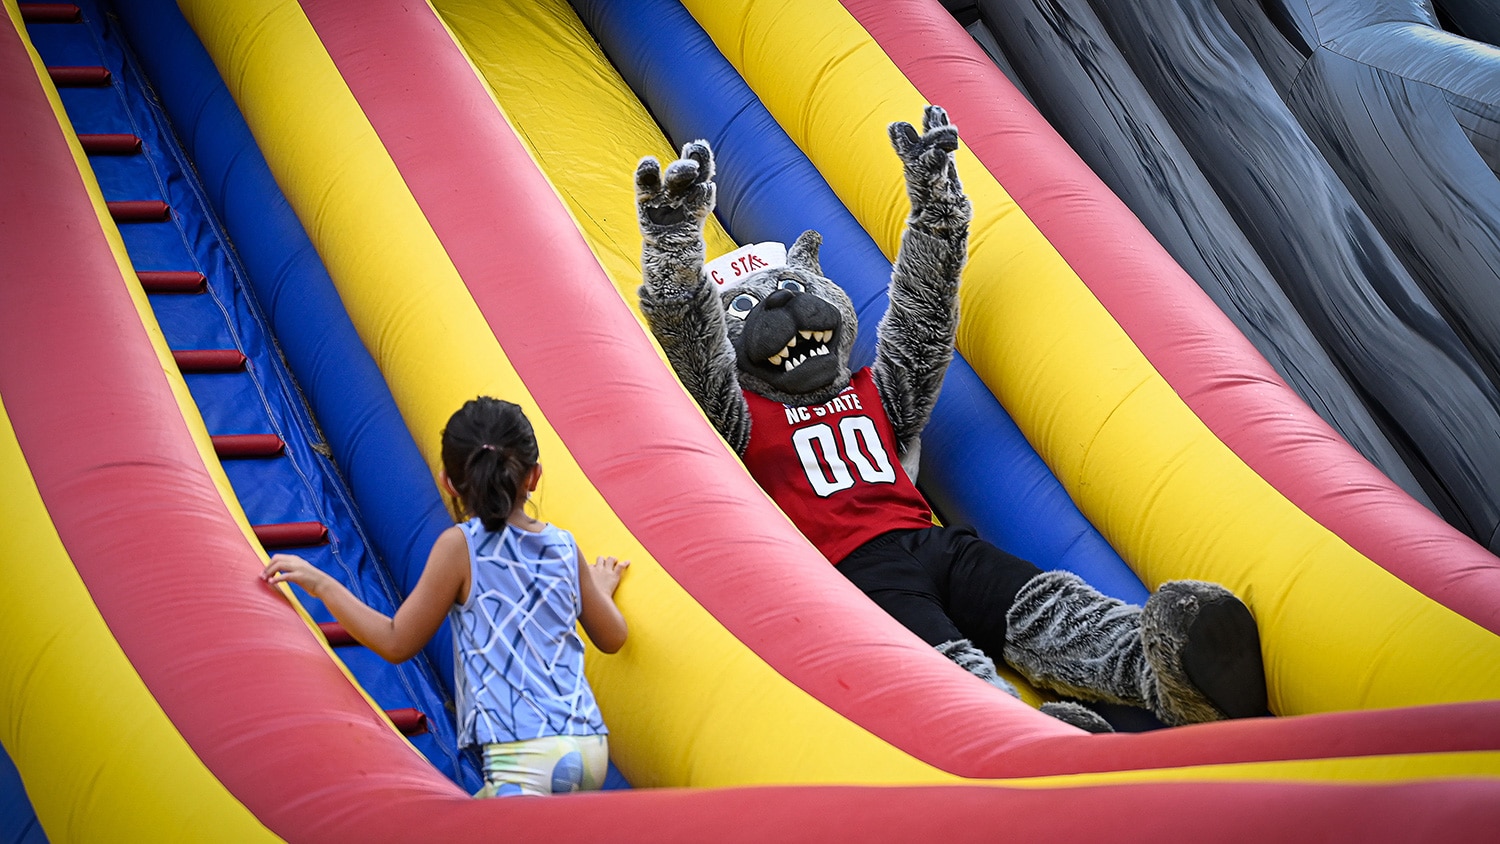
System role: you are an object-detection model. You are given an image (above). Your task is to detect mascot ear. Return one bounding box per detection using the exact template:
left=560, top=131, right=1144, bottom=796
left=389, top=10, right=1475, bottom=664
left=787, top=230, right=823, bottom=276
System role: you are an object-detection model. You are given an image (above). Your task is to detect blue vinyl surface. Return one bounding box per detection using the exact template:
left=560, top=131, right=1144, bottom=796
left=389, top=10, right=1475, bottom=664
left=0, top=744, right=44, bottom=844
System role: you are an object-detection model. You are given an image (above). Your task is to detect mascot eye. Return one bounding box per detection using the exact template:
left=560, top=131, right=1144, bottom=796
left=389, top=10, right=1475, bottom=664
left=778, top=279, right=805, bottom=293
left=727, top=293, right=759, bottom=320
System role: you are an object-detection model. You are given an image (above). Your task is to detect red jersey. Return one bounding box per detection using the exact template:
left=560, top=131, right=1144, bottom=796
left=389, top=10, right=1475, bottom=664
left=741, top=368, right=934, bottom=564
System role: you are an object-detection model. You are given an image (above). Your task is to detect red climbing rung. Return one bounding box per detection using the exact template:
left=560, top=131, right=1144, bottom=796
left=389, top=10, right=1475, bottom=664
left=385, top=708, right=429, bottom=737
left=253, top=521, right=328, bottom=549
left=308, top=625, right=427, bottom=736
left=47, top=65, right=110, bottom=86
left=137, top=270, right=206, bottom=294
left=317, top=621, right=358, bottom=647
left=20, top=4, right=81, bottom=23
left=107, top=200, right=170, bottom=222
left=211, top=433, right=286, bottom=459
left=79, top=133, right=142, bottom=155
left=171, top=349, right=246, bottom=373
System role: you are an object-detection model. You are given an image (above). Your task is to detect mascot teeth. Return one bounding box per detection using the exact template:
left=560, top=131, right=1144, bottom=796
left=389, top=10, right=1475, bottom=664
left=775, top=343, right=831, bottom=370
left=770, top=332, right=834, bottom=367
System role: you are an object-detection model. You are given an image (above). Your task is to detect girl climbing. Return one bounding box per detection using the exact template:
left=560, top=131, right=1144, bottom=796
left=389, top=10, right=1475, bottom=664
left=262, top=396, right=629, bottom=797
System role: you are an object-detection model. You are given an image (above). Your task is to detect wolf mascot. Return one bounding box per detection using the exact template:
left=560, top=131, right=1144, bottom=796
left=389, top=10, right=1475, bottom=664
left=635, top=106, right=1268, bottom=731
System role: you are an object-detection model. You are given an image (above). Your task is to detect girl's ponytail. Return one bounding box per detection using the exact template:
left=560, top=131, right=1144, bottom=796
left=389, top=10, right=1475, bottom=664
left=441, top=398, right=540, bottom=531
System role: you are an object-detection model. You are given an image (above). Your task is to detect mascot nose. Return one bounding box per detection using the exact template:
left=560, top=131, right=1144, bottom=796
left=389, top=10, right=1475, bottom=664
left=764, top=289, right=796, bottom=309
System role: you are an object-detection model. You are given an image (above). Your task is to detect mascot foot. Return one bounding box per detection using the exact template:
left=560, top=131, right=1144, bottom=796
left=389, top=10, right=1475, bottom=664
left=937, top=638, right=1020, bottom=699
left=1143, top=581, right=1269, bottom=723
left=1003, top=571, right=1268, bottom=726
left=1040, top=701, right=1114, bottom=733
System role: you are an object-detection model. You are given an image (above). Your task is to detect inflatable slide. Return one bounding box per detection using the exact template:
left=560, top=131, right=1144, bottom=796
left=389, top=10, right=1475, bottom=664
left=3, top=0, right=1499, bottom=840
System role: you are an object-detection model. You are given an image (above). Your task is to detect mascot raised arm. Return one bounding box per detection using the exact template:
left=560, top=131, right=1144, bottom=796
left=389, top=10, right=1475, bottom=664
left=635, top=106, right=1268, bottom=731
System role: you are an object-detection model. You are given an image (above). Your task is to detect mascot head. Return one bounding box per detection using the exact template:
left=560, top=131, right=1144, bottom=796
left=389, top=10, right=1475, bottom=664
left=711, top=231, right=859, bottom=406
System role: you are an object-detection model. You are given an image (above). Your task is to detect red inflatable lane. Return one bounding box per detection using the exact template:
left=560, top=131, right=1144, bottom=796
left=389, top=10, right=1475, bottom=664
left=0, top=13, right=470, bottom=839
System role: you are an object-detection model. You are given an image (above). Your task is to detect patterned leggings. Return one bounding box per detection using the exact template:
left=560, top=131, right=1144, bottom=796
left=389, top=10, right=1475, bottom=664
left=474, top=734, right=609, bottom=798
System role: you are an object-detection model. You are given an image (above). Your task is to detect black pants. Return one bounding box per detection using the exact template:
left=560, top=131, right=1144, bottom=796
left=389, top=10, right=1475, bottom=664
left=835, top=525, right=1043, bottom=660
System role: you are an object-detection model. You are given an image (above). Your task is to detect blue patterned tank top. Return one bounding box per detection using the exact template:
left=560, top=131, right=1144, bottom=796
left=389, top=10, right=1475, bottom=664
left=450, top=518, right=606, bottom=747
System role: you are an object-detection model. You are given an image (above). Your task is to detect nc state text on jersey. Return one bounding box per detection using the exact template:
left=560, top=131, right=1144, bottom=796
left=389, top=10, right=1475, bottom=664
left=784, top=390, right=864, bottom=425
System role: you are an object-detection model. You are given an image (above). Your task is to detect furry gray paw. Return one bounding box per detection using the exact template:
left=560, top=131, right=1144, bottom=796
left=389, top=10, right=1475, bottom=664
left=635, top=140, right=716, bottom=229
left=937, top=638, right=1020, bottom=699
left=1040, top=701, right=1114, bottom=733
left=888, top=105, right=970, bottom=234
left=1142, top=581, right=1269, bottom=725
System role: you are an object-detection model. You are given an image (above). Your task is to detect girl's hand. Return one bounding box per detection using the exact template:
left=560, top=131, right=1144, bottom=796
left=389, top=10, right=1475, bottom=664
left=578, top=553, right=629, bottom=653
left=261, top=553, right=333, bottom=598
left=585, top=555, right=630, bottom=596
left=257, top=528, right=467, bottom=665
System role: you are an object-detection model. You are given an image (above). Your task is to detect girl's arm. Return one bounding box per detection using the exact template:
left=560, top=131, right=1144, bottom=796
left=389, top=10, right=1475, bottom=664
left=262, top=526, right=471, bottom=663
left=577, top=551, right=629, bottom=654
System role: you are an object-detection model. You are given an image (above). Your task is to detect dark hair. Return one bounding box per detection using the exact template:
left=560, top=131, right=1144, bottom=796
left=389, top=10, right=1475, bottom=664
left=441, top=397, right=540, bottom=531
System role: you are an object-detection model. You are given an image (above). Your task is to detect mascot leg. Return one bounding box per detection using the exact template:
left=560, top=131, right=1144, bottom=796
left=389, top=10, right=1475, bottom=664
left=840, top=530, right=1116, bottom=732
left=1002, top=571, right=1268, bottom=726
